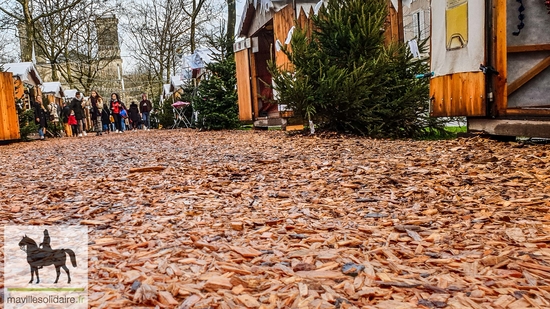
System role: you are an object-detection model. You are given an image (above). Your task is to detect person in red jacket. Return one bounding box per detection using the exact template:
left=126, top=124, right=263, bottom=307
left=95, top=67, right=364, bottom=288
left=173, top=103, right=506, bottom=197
left=109, top=93, right=123, bottom=133
left=68, top=111, right=78, bottom=137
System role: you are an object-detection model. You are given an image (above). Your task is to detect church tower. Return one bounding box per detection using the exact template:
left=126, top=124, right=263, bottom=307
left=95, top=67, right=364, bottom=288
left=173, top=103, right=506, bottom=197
left=95, top=14, right=124, bottom=98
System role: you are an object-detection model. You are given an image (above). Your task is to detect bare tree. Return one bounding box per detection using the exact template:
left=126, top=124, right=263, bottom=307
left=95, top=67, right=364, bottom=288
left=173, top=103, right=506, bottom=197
left=0, top=29, right=19, bottom=63
left=32, top=0, right=82, bottom=81
left=182, top=0, right=208, bottom=53
left=0, top=0, right=86, bottom=62
left=123, top=0, right=191, bottom=96
left=226, top=0, right=236, bottom=46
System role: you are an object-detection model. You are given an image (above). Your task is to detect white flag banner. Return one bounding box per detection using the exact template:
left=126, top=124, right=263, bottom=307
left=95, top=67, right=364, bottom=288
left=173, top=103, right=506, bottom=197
left=408, top=39, right=420, bottom=58
left=431, top=0, right=485, bottom=77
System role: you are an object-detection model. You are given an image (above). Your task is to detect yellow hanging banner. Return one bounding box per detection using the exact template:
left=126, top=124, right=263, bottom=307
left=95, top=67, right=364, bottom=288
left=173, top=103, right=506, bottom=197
left=446, top=0, right=468, bottom=50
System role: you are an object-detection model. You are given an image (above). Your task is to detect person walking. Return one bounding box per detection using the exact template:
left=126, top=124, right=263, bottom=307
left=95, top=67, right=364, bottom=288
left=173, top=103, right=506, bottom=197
left=49, top=101, right=60, bottom=124
left=101, top=103, right=111, bottom=134
left=128, top=101, right=141, bottom=130
left=89, top=90, right=104, bottom=136
left=68, top=111, right=78, bottom=137
left=109, top=93, right=123, bottom=133
left=34, top=96, right=48, bottom=140
left=61, top=102, right=72, bottom=137
left=120, top=103, right=128, bottom=132
left=70, top=92, right=86, bottom=137
left=139, top=93, right=152, bottom=130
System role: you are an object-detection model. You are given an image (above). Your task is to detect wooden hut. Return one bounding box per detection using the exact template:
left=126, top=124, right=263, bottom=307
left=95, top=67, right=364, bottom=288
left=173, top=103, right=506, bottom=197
left=170, top=75, right=185, bottom=101
left=3, top=62, right=43, bottom=110
left=0, top=72, right=20, bottom=141
left=234, top=0, right=403, bottom=129
left=429, top=0, right=550, bottom=138
left=41, top=82, right=65, bottom=106
left=1, top=62, right=43, bottom=141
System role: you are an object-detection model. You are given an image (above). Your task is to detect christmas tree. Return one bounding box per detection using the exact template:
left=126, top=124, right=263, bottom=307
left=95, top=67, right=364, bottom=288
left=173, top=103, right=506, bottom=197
left=271, top=0, right=445, bottom=138
left=193, top=29, right=239, bottom=130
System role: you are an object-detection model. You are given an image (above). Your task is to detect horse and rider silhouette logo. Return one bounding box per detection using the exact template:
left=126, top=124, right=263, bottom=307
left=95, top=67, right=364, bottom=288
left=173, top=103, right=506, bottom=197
left=18, top=229, right=77, bottom=284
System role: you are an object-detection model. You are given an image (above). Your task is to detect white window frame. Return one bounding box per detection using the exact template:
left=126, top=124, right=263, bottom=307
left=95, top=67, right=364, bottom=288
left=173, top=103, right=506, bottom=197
left=411, top=9, right=426, bottom=41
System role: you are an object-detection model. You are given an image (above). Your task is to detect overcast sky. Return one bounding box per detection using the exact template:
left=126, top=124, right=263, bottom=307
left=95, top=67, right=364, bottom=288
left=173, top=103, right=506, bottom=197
left=120, top=0, right=247, bottom=71
left=0, top=0, right=249, bottom=70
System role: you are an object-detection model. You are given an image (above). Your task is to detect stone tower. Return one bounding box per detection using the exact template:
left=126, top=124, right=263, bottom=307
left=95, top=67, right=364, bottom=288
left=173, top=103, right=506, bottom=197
left=95, top=14, right=124, bottom=98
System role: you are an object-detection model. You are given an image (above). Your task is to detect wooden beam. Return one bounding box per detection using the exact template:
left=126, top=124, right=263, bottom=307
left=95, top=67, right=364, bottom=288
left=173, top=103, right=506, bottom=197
left=494, top=0, right=508, bottom=115
left=504, top=108, right=550, bottom=116
left=249, top=50, right=259, bottom=120
left=508, top=44, right=550, bottom=53
left=507, top=56, right=550, bottom=95
left=397, top=0, right=404, bottom=42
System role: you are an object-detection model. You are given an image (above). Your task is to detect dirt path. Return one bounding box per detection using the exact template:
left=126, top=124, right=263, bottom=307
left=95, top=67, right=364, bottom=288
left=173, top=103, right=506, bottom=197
left=0, top=130, right=549, bottom=308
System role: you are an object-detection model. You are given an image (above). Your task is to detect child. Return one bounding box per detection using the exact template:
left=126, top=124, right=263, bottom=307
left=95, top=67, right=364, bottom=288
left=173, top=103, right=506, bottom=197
left=101, top=104, right=111, bottom=134
left=110, top=114, right=116, bottom=132
left=68, top=111, right=78, bottom=137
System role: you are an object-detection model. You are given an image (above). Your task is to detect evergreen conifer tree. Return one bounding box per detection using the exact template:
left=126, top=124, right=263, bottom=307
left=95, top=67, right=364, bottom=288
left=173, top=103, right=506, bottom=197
left=193, top=26, right=239, bottom=130
left=193, top=58, right=239, bottom=130
left=271, top=0, right=445, bottom=137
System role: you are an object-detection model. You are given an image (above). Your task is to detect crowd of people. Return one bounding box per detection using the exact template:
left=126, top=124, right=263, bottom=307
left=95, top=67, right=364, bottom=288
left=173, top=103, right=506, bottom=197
left=34, top=91, right=153, bottom=139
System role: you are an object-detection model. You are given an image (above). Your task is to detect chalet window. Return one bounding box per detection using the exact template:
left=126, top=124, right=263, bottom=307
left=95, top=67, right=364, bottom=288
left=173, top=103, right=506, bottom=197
left=412, top=10, right=425, bottom=40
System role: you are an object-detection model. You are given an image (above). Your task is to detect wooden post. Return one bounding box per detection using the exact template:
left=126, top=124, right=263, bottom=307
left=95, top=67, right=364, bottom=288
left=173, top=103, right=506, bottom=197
left=494, top=0, right=507, bottom=116
left=385, top=0, right=405, bottom=45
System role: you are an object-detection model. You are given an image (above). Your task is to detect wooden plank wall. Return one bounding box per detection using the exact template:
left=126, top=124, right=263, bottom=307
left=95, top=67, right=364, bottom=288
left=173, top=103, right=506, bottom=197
left=297, top=7, right=314, bottom=38
left=430, top=72, right=486, bottom=117
left=385, top=0, right=404, bottom=45
left=14, top=78, right=24, bottom=100
left=273, top=4, right=295, bottom=71
left=235, top=49, right=253, bottom=122
left=0, top=72, right=21, bottom=141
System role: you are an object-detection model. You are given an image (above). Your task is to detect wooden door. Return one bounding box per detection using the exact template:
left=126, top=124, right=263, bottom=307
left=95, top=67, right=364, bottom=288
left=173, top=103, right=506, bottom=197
left=235, top=49, right=253, bottom=122
left=0, top=72, right=21, bottom=141
left=495, top=0, right=550, bottom=114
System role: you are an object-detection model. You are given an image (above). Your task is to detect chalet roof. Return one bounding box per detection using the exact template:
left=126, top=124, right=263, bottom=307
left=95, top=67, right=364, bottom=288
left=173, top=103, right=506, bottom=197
left=237, top=0, right=407, bottom=37
left=238, top=0, right=320, bottom=37
left=184, top=49, right=213, bottom=70
left=64, top=89, right=79, bottom=99
left=170, top=76, right=184, bottom=92
left=41, top=81, right=65, bottom=98
left=3, top=62, right=43, bottom=87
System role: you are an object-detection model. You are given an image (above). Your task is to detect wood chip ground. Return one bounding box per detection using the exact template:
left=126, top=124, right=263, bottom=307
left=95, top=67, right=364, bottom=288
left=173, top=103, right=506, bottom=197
left=1, top=130, right=549, bottom=308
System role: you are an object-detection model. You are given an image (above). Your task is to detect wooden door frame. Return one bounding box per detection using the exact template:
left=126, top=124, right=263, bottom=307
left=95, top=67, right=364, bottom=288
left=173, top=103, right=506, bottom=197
left=235, top=48, right=254, bottom=122
left=494, top=0, right=550, bottom=116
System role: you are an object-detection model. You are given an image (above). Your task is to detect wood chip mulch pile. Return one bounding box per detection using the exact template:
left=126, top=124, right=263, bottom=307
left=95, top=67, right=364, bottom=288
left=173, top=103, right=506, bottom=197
left=0, top=130, right=549, bottom=309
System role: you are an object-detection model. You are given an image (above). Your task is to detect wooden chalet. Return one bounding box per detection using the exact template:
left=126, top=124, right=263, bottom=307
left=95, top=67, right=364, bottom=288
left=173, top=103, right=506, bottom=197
left=1, top=62, right=43, bottom=141
left=41, top=82, right=65, bottom=107
left=0, top=71, right=19, bottom=141
left=430, top=0, right=550, bottom=138
left=4, top=62, right=43, bottom=110
left=234, top=0, right=403, bottom=129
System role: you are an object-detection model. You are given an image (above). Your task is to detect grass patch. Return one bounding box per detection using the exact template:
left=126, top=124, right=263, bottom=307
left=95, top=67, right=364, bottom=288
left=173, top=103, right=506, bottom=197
left=238, top=124, right=253, bottom=131
left=445, top=126, right=467, bottom=134
left=421, top=126, right=467, bottom=140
